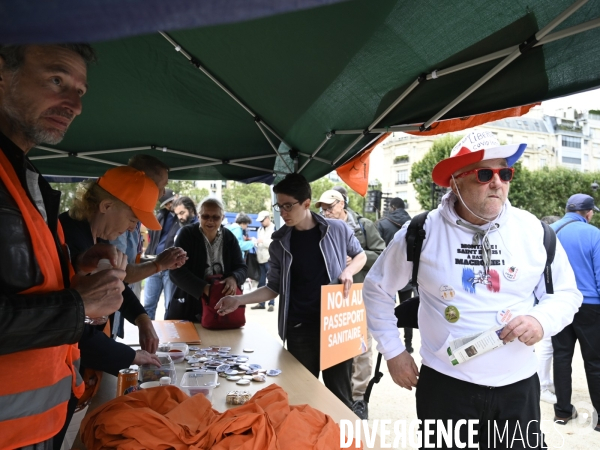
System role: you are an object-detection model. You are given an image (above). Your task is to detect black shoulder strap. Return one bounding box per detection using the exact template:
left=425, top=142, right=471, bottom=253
left=541, top=220, right=556, bottom=294
left=405, top=211, right=429, bottom=288
left=554, top=219, right=578, bottom=234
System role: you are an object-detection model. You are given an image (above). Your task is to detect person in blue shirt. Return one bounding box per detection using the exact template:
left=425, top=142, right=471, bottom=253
left=227, top=213, right=255, bottom=258
left=551, top=193, right=600, bottom=431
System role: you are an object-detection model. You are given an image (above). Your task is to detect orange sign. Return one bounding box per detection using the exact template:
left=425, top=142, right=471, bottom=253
left=320, top=284, right=367, bottom=370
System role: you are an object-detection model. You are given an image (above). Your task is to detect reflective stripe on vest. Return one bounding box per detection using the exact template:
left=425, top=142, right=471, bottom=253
left=0, top=375, right=72, bottom=422
left=0, top=148, right=84, bottom=448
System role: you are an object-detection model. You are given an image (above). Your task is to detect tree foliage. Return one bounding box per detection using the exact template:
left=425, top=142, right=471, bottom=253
left=410, top=135, right=461, bottom=209
left=167, top=180, right=209, bottom=205
left=509, top=166, right=600, bottom=226
left=222, top=181, right=271, bottom=213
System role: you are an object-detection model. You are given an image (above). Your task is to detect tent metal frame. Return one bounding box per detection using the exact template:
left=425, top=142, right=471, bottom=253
left=31, top=0, right=599, bottom=181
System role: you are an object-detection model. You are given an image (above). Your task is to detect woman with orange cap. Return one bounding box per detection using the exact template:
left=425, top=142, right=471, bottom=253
left=57, top=166, right=164, bottom=440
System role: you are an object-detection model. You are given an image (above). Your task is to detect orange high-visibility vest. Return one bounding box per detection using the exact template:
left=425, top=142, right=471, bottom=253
left=0, top=149, right=84, bottom=449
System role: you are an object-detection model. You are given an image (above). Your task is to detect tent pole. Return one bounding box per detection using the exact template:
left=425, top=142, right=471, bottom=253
left=422, top=0, right=589, bottom=130
left=169, top=162, right=223, bottom=172
left=255, top=121, right=293, bottom=173
left=298, top=134, right=332, bottom=173
left=159, top=31, right=296, bottom=174
left=230, top=155, right=277, bottom=163
left=29, top=154, right=69, bottom=161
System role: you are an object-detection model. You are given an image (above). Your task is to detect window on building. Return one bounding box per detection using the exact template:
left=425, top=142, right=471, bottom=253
left=506, top=134, right=513, bottom=144
left=562, top=156, right=581, bottom=164
left=210, top=183, right=217, bottom=190
left=562, top=136, right=582, bottom=148
left=537, top=138, right=545, bottom=149
left=523, top=155, right=530, bottom=167
left=396, top=170, right=408, bottom=184
left=221, top=180, right=227, bottom=188
left=540, top=158, right=546, bottom=167
left=584, top=154, right=589, bottom=162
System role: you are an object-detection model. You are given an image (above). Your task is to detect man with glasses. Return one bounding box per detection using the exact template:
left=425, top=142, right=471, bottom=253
left=216, top=173, right=367, bottom=410
left=316, top=188, right=385, bottom=419
left=550, top=194, right=600, bottom=431
left=363, top=131, right=582, bottom=447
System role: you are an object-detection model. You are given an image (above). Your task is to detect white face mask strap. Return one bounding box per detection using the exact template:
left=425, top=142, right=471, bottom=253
left=451, top=174, right=501, bottom=226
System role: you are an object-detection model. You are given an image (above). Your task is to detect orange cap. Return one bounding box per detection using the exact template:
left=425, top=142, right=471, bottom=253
left=97, top=166, right=162, bottom=230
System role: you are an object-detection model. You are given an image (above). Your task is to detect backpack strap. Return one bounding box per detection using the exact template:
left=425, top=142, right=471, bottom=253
left=405, top=211, right=429, bottom=288
left=541, top=220, right=556, bottom=294
left=554, top=219, right=578, bottom=234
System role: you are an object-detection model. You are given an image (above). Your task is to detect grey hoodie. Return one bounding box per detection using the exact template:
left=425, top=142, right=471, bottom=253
left=265, top=212, right=364, bottom=340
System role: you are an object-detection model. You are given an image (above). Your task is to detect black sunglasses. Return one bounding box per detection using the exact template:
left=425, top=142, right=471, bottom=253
left=455, top=167, right=514, bottom=184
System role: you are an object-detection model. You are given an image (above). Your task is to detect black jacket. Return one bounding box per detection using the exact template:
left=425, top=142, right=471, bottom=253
left=0, top=133, right=83, bottom=356
left=376, top=208, right=412, bottom=245
left=59, top=212, right=138, bottom=374
left=169, top=224, right=247, bottom=300
left=145, top=208, right=180, bottom=256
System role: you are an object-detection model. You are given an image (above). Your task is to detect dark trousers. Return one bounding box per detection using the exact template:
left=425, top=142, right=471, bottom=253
left=257, top=262, right=274, bottom=307
left=286, top=323, right=353, bottom=409
left=398, top=284, right=414, bottom=345
left=552, top=303, right=600, bottom=418
left=416, top=365, right=545, bottom=449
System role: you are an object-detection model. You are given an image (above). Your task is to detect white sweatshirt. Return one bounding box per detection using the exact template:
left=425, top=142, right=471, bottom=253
left=363, top=193, right=582, bottom=387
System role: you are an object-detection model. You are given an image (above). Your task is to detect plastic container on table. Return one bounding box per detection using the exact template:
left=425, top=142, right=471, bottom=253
left=157, top=342, right=189, bottom=358
left=180, top=370, right=218, bottom=401
left=140, top=355, right=177, bottom=385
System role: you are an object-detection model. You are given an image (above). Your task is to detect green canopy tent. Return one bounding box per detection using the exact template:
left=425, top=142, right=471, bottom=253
left=27, top=0, right=600, bottom=183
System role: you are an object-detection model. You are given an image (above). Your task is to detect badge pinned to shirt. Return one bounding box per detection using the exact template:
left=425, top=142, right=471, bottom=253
left=440, top=285, right=456, bottom=300
left=497, top=308, right=513, bottom=325
left=444, top=305, right=460, bottom=323
left=504, top=265, right=519, bottom=281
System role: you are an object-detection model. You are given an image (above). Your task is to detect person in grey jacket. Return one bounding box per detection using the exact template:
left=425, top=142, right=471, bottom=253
left=376, top=197, right=411, bottom=245
left=216, top=173, right=366, bottom=409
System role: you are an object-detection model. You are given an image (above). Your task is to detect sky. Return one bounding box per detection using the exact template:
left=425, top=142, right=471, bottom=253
left=541, top=87, right=600, bottom=111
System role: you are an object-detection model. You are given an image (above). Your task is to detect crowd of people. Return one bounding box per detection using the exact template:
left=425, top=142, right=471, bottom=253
left=1, top=42, right=597, bottom=449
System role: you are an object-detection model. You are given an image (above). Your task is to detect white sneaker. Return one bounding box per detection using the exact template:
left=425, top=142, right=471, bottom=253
left=541, top=389, right=557, bottom=404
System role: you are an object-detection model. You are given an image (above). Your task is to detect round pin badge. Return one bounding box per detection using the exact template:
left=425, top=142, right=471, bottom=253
left=236, top=379, right=251, bottom=385
left=444, top=306, right=460, bottom=323
left=226, top=375, right=241, bottom=381
left=439, top=285, right=456, bottom=300
left=496, top=308, right=513, bottom=325
left=266, top=369, right=282, bottom=376
left=504, top=265, right=519, bottom=281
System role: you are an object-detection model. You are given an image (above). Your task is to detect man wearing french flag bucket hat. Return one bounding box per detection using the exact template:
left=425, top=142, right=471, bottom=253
left=363, top=131, right=582, bottom=448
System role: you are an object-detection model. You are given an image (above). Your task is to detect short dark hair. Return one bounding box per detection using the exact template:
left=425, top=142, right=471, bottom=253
left=235, top=213, right=252, bottom=225
left=273, top=173, right=311, bottom=203
left=0, top=44, right=97, bottom=71
left=128, top=154, right=169, bottom=179
left=541, top=215, right=561, bottom=225
left=172, top=196, right=197, bottom=217
left=390, top=197, right=405, bottom=209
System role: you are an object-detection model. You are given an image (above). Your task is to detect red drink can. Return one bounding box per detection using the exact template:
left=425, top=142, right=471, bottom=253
left=117, top=368, right=139, bottom=396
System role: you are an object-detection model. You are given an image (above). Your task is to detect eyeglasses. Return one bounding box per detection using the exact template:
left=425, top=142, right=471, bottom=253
left=320, top=201, right=339, bottom=213
left=455, top=167, right=514, bottom=184
left=200, top=214, right=222, bottom=222
left=273, top=202, right=299, bottom=212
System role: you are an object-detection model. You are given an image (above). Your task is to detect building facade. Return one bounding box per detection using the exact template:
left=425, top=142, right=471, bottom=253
left=376, top=106, right=600, bottom=215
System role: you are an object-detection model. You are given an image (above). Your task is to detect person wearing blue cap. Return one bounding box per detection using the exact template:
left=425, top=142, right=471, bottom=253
left=550, top=193, right=600, bottom=431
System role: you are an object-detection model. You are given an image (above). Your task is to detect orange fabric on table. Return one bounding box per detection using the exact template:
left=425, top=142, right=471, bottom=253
left=81, top=384, right=360, bottom=449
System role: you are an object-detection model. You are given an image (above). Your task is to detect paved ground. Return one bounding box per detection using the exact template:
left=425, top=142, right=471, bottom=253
left=152, top=290, right=598, bottom=449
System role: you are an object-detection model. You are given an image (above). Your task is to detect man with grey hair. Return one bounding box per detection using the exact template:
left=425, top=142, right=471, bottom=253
left=0, top=43, right=127, bottom=449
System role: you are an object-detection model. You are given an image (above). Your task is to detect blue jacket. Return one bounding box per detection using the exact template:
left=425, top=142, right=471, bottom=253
left=552, top=212, right=600, bottom=305
left=266, top=212, right=364, bottom=340
left=228, top=223, right=254, bottom=256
